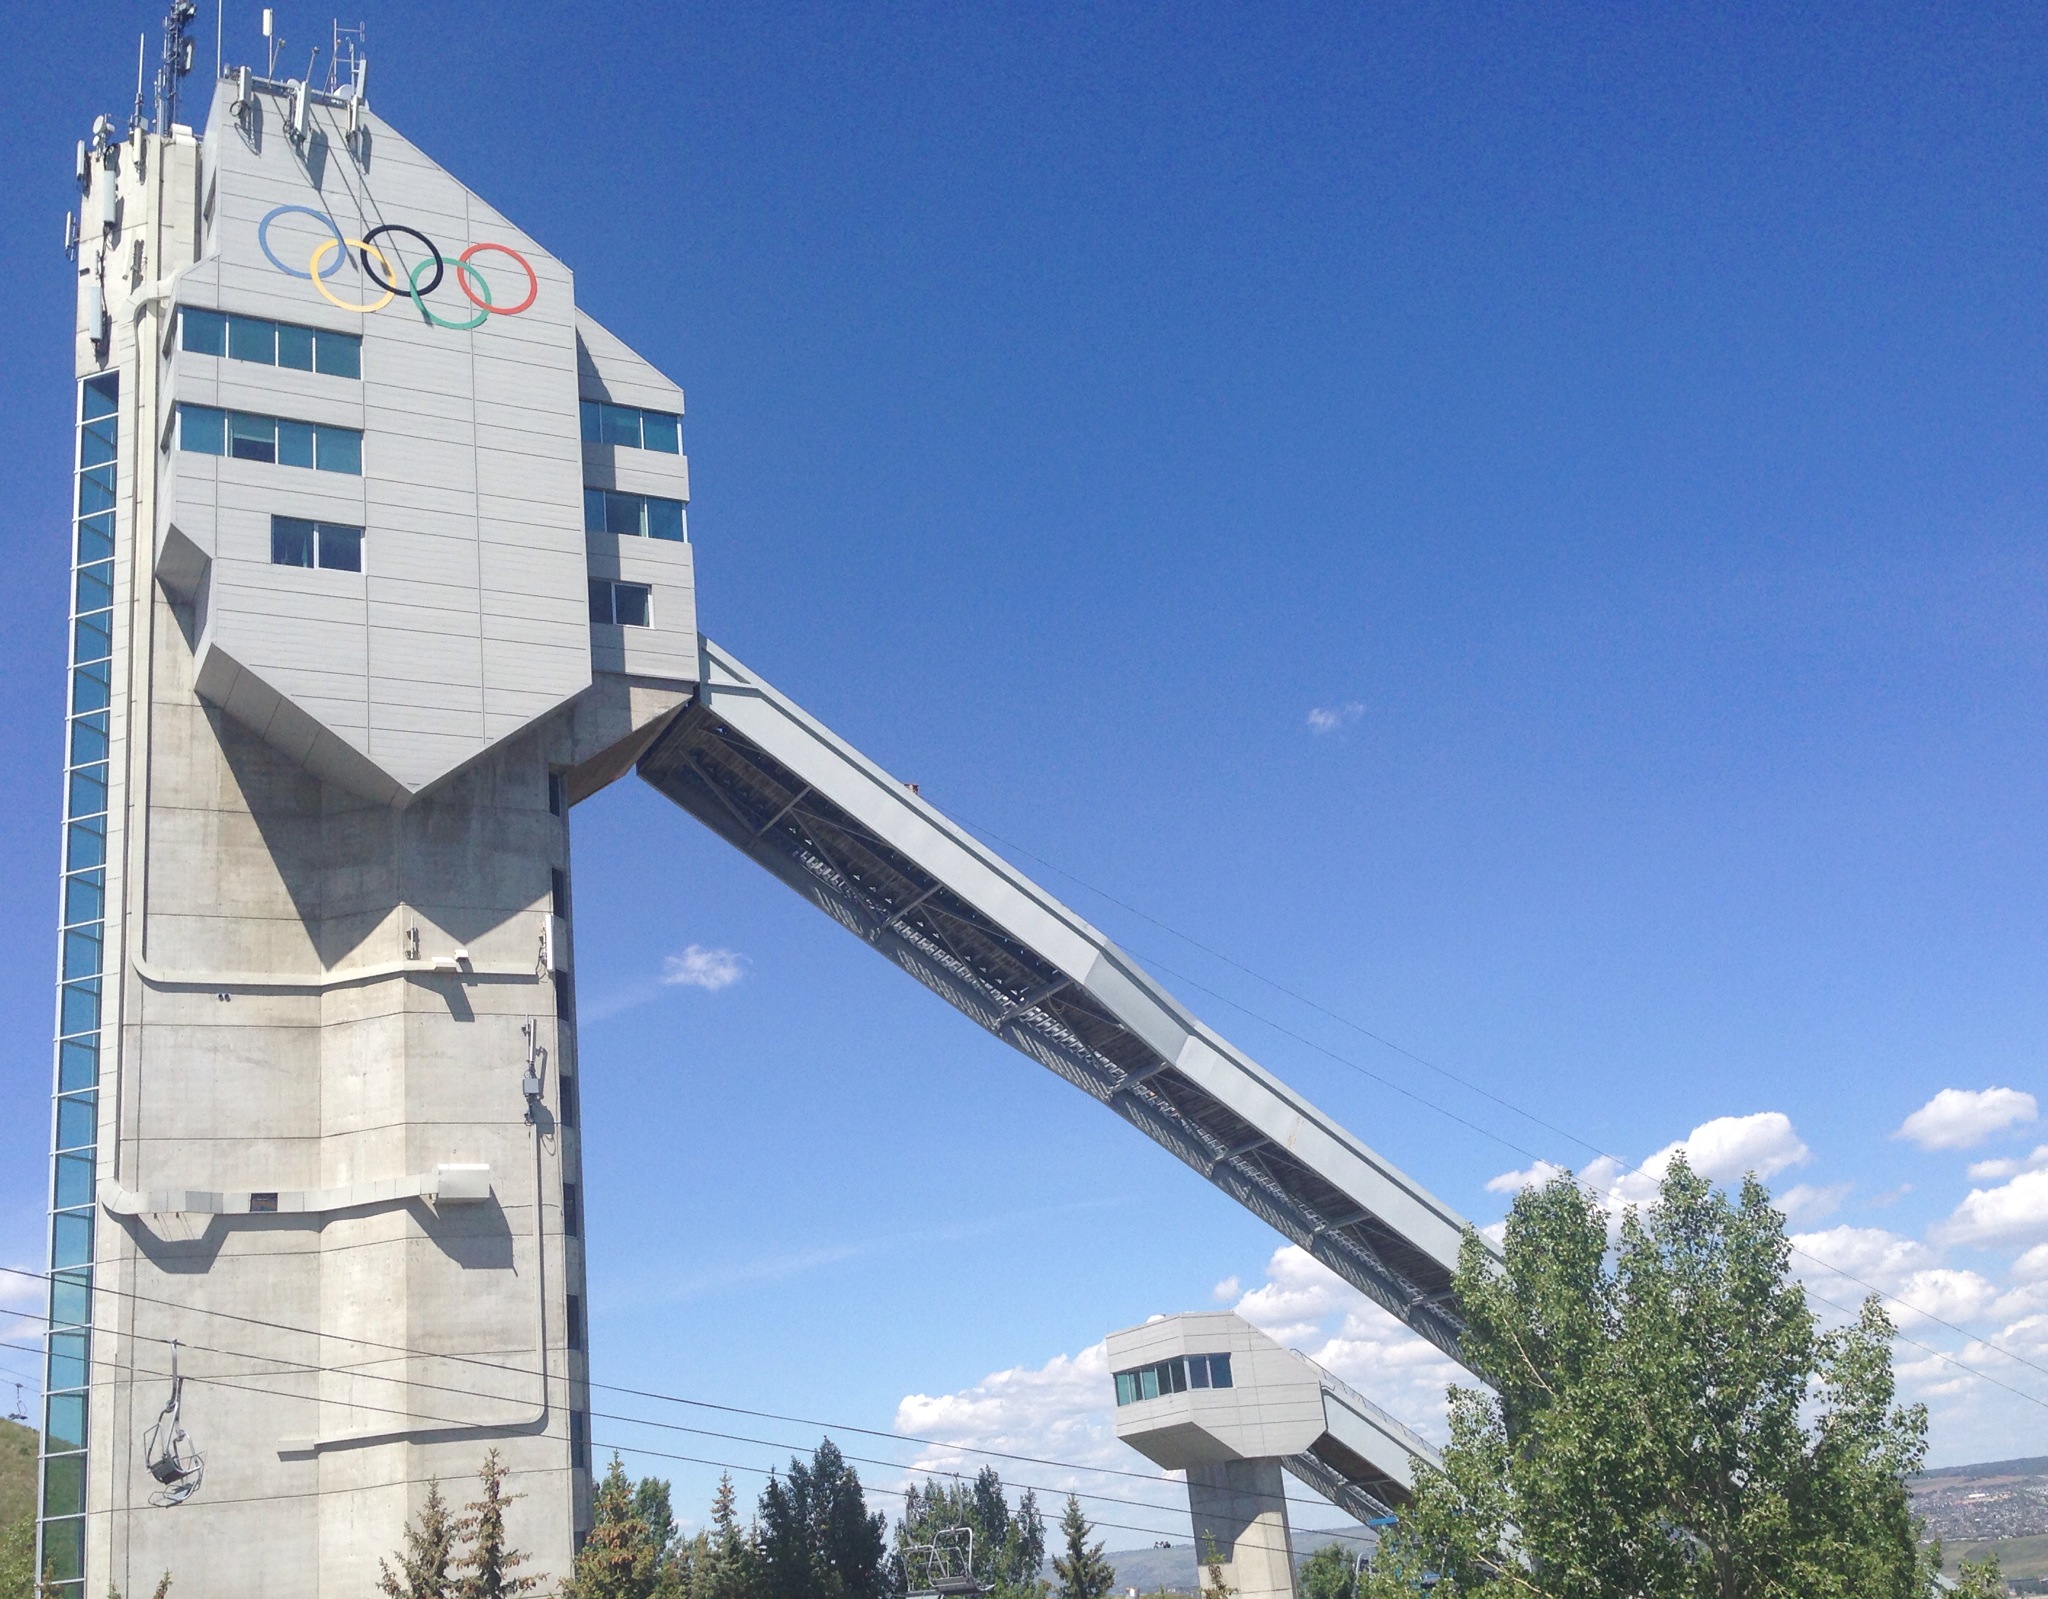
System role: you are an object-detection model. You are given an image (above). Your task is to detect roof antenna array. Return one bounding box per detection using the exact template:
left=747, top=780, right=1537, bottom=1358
left=153, top=1, right=199, bottom=136
left=142, top=1341, right=204, bottom=1507
left=262, top=8, right=281, bottom=77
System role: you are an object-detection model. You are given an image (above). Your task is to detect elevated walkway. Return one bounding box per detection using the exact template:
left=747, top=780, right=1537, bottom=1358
left=638, top=642, right=1480, bottom=1362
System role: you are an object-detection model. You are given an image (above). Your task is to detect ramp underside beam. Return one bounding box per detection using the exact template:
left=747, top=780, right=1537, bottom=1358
left=636, top=646, right=1472, bottom=1363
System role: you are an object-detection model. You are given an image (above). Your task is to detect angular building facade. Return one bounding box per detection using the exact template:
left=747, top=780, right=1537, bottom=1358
left=47, top=67, right=698, bottom=1595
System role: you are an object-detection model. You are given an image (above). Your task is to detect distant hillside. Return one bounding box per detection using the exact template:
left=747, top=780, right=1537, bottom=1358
left=0, top=1419, right=35, bottom=1531
left=1913, top=1457, right=2048, bottom=1594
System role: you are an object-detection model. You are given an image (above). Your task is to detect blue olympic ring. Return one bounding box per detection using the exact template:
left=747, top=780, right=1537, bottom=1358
left=257, top=204, right=349, bottom=281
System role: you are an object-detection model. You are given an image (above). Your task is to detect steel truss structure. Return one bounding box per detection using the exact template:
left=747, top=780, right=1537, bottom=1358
left=639, top=643, right=1477, bottom=1363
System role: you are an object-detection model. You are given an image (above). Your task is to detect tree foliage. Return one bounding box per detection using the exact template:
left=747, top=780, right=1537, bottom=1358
left=757, top=1440, right=888, bottom=1599
left=1362, top=1157, right=1947, bottom=1599
left=894, top=1468, right=1045, bottom=1599
left=377, top=1454, right=536, bottom=1599
left=1049, top=1495, right=1113, bottom=1599
left=0, top=1515, right=32, bottom=1599
left=1298, top=1542, right=1360, bottom=1599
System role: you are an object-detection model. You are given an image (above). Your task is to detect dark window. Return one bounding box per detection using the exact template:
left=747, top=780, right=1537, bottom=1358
left=554, top=968, right=574, bottom=1022
left=588, top=579, right=653, bottom=628
left=563, top=1181, right=580, bottom=1236
left=228, top=313, right=275, bottom=363
left=271, top=516, right=364, bottom=572
left=570, top=1408, right=589, bottom=1470
left=1112, top=1353, right=1233, bottom=1405
left=179, top=307, right=360, bottom=376
left=249, top=1192, right=278, bottom=1213
left=228, top=411, right=276, bottom=462
left=180, top=307, right=227, bottom=355
left=567, top=1293, right=585, bottom=1350
left=551, top=868, right=569, bottom=919
left=547, top=771, right=566, bottom=817
left=177, top=406, right=361, bottom=474
left=579, top=398, right=681, bottom=453
left=583, top=487, right=685, bottom=542
left=558, top=1074, right=579, bottom=1128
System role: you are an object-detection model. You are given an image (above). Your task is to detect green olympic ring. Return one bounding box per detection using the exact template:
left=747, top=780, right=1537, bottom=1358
left=409, top=255, right=491, bottom=331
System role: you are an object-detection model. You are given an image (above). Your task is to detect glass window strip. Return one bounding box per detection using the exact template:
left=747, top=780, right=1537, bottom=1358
left=47, top=374, right=114, bottom=1583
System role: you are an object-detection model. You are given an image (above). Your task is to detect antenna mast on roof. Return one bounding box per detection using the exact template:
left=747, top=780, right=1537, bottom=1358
left=327, top=20, right=367, bottom=97
left=154, top=1, right=199, bottom=135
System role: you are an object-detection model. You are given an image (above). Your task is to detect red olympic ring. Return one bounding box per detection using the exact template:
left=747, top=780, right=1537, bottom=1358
left=255, top=206, right=539, bottom=323
left=457, top=243, right=539, bottom=317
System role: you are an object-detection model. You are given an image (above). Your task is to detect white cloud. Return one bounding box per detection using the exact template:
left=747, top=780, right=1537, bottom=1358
left=2012, top=1242, right=2048, bottom=1284
left=1305, top=702, right=1364, bottom=735
left=1776, top=1183, right=1852, bottom=1224
left=1210, top=1276, right=1240, bottom=1303
left=660, top=945, right=748, bottom=992
left=1894, top=1087, right=2039, bottom=1152
left=1582, top=1112, right=1812, bottom=1217
left=1484, top=1159, right=1566, bottom=1196
left=1965, top=1144, right=2048, bottom=1184
left=1791, top=1225, right=1935, bottom=1296
left=1938, top=1169, right=2048, bottom=1248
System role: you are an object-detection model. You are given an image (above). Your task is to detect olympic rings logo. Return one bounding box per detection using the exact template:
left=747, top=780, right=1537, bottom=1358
left=257, top=205, right=539, bottom=329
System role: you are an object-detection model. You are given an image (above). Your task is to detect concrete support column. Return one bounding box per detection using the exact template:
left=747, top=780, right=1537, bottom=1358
left=1186, top=1458, right=1295, bottom=1599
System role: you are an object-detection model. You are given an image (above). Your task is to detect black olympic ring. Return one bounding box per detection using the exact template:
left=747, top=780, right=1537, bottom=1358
left=358, top=224, right=444, bottom=298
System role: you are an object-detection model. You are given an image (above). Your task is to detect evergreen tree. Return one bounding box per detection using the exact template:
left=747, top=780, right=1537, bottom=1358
left=1049, top=1495, right=1114, bottom=1599
left=696, top=1474, right=759, bottom=1599
left=455, top=1450, right=540, bottom=1599
left=378, top=1479, right=466, bottom=1599
left=756, top=1440, right=886, bottom=1599
left=1362, top=1157, right=1947, bottom=1599
left=896, top=1469, right=1047, bottom=1599
left=563, top=1458, right=653, bottom=1599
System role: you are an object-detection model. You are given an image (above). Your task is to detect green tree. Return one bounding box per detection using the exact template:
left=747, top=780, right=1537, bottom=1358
left=757, top=1440, right=886, bottom=1599
left=0, top=1514, right=33, bottom=1599
left=696, top=1474, right=759, bottom=1599
left=1297, top=1542, right=1358, bottom=1599
left=378, top=1479, right=466, bottom=1599
left=1948, top=1554, right=2006, bottom=1598
left=1049, top=1496, right=1113, bottom=1599
left=895, top=1468, right=1046, bottom=1599
left=455, top=1450, right=539, bottom=1599
left=561, top=1458, right=694, bottom=1599
left=1362, top=1157, right=1946, bottom=1599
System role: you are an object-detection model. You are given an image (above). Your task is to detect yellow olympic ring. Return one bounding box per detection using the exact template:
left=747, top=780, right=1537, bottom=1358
left=307, top=238, right=397, bottom=314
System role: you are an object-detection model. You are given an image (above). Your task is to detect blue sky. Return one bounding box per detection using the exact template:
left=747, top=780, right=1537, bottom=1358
left=4, top=0, right=2048, bottom=1536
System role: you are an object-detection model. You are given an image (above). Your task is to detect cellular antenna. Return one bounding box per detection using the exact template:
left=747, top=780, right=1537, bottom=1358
left=154, top=1, right=199, bottom=136
left=131, top=32, right=147, bottom=134
left=261, top=7, right=279, bottom=77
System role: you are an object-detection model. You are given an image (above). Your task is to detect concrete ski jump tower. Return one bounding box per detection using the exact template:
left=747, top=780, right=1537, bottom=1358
left=45, top=27, right=1477, bottom=1597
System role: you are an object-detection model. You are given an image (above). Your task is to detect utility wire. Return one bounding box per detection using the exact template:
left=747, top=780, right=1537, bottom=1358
left=954, top=815, right=2048, bottom=1383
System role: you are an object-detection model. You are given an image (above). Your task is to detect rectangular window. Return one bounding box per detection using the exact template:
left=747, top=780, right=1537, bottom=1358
left=547, top=771, right=567, bottom=817
left=271, top=517, right=365, bottom=572
left=570, top=1409, right=589, bottom=1470
left=580, top=398, right=682, bottom=453
left=587, top=579, right=653, bottom=628
left=567, top=1293, right=585, bottom=1350
left=1114, top=1371, right=1138, bottom=1406
left=554, top=968, right=575, bottom=1023
left=583, top=488, right=683, bottom=542
left=1208, top=1353, right=1232, bottom=1389
left=181, top=306, right=360, bottom=377
left=563, top=1181, right=580, bottom=1236
left=558, top=1074, right=578, bottom=1129
left=176, top=405, right=362, bottom=475
left=1138, top=1367, right=1159, bottom=1401
left=551, top=868, right=569, bottom=919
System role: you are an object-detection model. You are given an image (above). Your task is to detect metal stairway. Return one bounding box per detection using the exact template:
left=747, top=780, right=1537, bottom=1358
left=637, top=639, right=1483, bottom=1365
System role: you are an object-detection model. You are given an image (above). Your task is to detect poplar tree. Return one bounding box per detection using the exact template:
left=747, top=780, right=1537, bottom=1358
left=1050, top=1495, right=1114, bottom=1599
left=1362, top=1157, right=1944, bottom=1599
